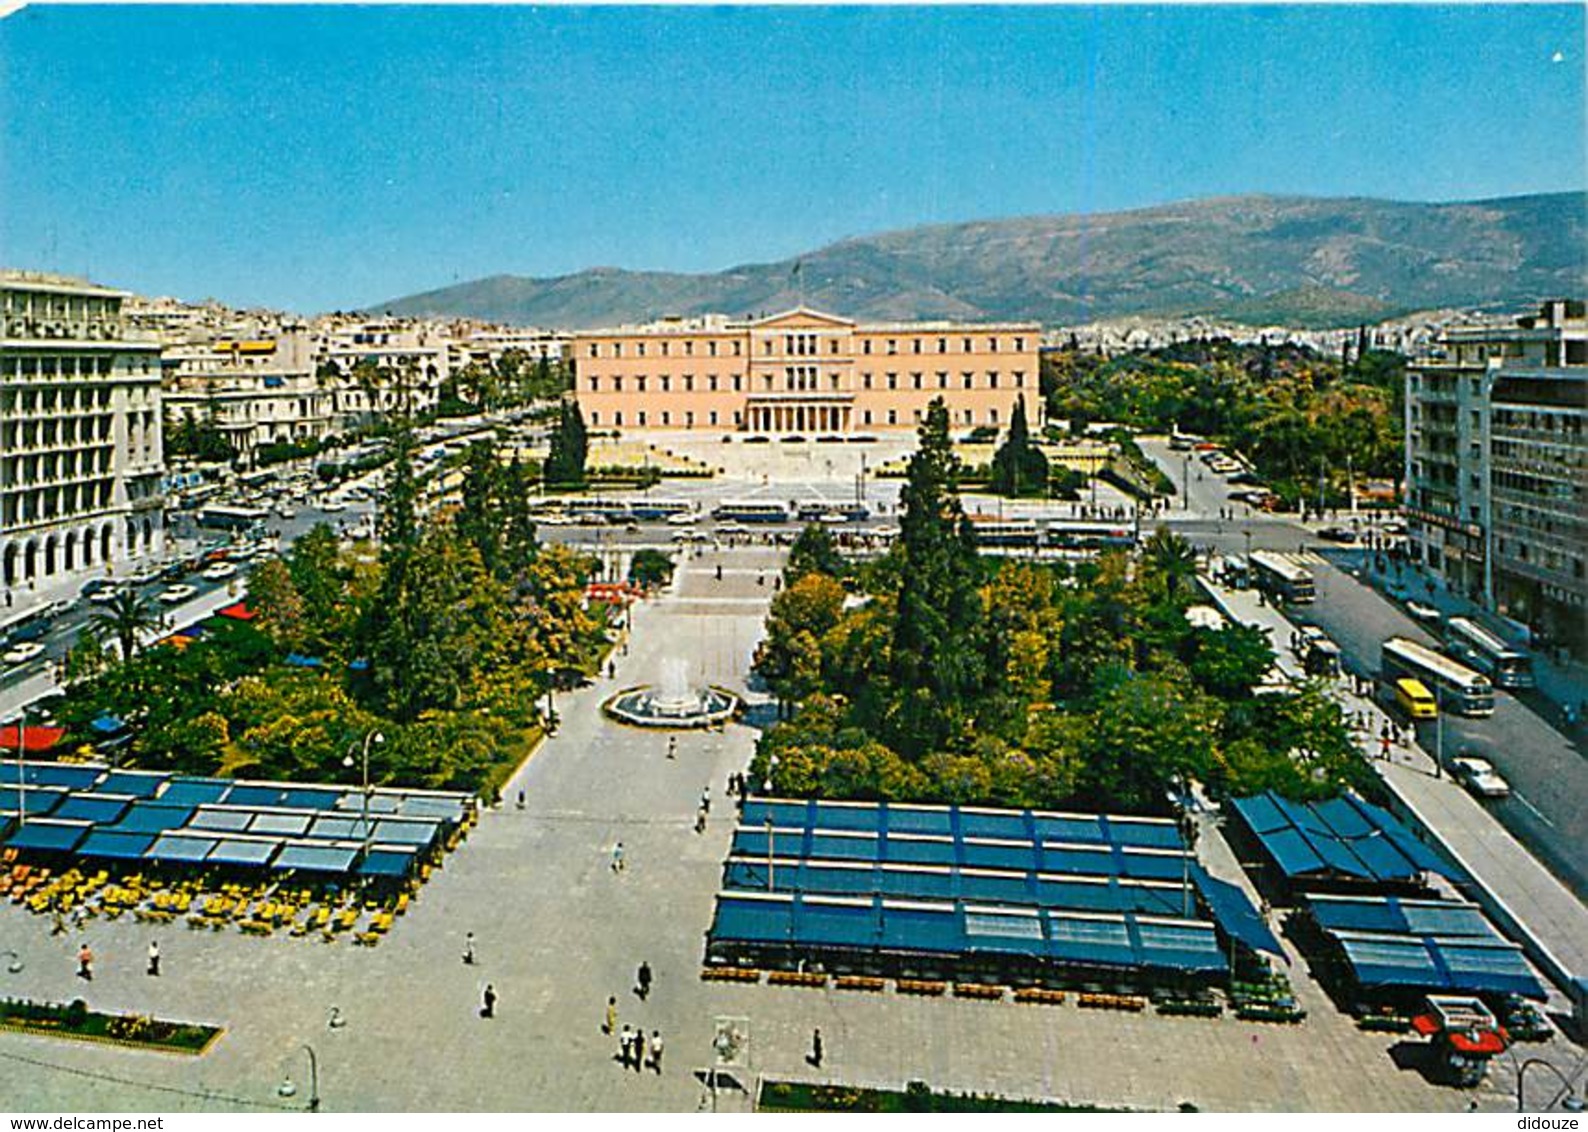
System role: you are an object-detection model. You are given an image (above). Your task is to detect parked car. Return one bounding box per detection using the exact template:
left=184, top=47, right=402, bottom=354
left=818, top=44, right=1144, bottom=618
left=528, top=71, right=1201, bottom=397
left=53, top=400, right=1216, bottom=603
left=3, top=641, right=46, bottom=665
left=1317, top=526, right=1359, bottom=543
left=201, top=561, right=238, bottom=581
left=1451, top=755, right=1511, bottom=799
left=86, top=585, right=125, bottom=605
left=158, top=584, right=198, bottom=605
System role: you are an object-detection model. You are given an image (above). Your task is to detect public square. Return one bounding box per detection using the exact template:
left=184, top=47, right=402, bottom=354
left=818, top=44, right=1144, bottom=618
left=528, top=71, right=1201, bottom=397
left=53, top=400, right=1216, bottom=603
left=3, top=539, right=1575, bottom=1113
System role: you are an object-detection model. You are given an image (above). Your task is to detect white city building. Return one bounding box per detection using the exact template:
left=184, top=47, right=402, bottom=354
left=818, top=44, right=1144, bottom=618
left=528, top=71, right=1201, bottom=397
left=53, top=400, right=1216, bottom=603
left=1, top=271, right=165, bottom=602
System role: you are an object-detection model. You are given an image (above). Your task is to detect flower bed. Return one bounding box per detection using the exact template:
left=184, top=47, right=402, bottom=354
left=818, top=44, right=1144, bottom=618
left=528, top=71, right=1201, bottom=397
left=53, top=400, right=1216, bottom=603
left=0, top=997, right=220, bottom=1055
left=758, top=1079, right=1118, bottom=1113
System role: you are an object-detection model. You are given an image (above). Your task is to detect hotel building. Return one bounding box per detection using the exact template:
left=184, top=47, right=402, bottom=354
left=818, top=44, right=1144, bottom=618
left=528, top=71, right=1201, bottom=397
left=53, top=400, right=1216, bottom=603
left=570, top=307, right=1041, bottom=435
left=1404, top=300, right=1586, bottom=658
left=1, top=271, right=165, bottom=598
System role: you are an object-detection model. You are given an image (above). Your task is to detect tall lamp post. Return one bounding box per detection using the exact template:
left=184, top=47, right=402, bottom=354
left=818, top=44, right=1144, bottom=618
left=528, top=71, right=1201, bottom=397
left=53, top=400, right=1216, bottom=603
left=1516, top=1057, right=1585, bottom=1113
left=278, top=1043, right=320, bottom=1112
left=343, top=731, right=384, bottom=854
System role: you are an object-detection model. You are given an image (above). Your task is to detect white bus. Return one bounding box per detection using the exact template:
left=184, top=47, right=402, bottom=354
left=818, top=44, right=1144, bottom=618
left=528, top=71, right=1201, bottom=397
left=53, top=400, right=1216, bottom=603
left=968, top=520, right=1041, bottom=548
left=1045, top=520, right=1137, bottom=551
left=628, top=499, right=693, bottom=521
left=197, top=504, right=270, bottom=533
left=1444, top=617, right=1534, bottom=690
left=1381, top=636, right=1495, bottom=718
left=711, top=500, right=790, bottom=523
left=1250, top=551, right=1316, bottom=604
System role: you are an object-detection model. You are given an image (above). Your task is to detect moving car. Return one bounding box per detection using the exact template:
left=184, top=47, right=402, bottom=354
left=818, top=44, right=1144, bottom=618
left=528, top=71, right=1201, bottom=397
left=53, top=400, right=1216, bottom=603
left=158, top=585, right=198, bottom=605
left=1394, top=677, right=1438, bottom=720
left=86, top=585, right=125, bottom=605
left=1316, top=526, right=1358, bottom=543
left=3, top=641, right=46, bottom=665
left=201, top=561, right=238, bottom=581
left=1451, top=755, right=1510, bottom=799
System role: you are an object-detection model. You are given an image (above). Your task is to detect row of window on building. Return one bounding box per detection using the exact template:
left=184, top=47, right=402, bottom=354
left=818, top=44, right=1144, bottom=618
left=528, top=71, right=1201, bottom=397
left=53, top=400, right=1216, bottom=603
left=2, top=354, right=139, bottom=379
left=584, top=334, right=1027, bottom=360
left=587, top=405, right=1001, bottom=430
left=585, top=369, right=1026, bottom=393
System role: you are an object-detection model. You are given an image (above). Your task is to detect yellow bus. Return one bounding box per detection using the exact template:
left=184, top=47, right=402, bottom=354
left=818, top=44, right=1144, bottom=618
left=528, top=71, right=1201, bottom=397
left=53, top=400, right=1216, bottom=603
left=1394, top=678, right=1438, bottom=720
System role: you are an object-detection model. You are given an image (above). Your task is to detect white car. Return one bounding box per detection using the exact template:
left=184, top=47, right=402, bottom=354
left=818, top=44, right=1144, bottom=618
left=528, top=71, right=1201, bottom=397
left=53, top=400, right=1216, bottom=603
left=86, top=586, right=124, bottom=605
left=3, top=641, right=46, bottom=666
left=1406, top=600, right=1442, bottom=624
left=319, top=500, right=347, bottom=513
left=158, top=584, right=198, bottom=605
left=1452, top=756, right=1511, bottom=799
left=276, top=504, right=297, bottom=519
left=201, top=561, right=238, bottom=581
left=665, top=512, right=697, bottom=526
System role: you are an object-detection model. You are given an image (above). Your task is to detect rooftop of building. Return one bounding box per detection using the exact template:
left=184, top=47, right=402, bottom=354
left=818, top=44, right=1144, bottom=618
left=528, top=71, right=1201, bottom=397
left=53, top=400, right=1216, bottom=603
left=0, top=269, right=129, bottom=299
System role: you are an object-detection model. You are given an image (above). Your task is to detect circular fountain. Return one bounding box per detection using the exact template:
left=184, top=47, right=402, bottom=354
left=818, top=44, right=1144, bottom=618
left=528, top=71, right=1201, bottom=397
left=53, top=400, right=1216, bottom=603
left=604, top=657, right=740, bottom=729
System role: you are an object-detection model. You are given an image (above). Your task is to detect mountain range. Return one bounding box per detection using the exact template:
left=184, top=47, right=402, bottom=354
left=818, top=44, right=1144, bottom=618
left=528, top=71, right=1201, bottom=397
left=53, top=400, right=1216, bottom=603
left=375, top=191, right=1585, bottom=329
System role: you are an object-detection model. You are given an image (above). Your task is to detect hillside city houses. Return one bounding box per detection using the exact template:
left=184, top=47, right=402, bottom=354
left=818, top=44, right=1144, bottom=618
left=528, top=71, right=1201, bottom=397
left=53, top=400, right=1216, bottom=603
left=3, top=267, right=1585, bottom=660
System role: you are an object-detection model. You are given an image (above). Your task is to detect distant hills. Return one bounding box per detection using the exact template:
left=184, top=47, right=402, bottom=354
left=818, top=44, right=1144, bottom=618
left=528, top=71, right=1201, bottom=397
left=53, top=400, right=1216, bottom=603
left=375, top=192, right=1586, bottom=329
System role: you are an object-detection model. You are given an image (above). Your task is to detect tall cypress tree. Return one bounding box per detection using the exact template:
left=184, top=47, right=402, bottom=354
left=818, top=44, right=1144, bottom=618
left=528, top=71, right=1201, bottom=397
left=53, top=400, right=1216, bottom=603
left=886, top=398, right=986, bottom=757
left=544, top=400, right=588, bottom=487
left=989, top=395, right=1048, bottom=497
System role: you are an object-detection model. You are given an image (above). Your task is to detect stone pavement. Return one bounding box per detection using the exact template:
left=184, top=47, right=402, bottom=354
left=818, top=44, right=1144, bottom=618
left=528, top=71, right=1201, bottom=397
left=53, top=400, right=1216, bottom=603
left=0, top=544, right=1578, bottom=1112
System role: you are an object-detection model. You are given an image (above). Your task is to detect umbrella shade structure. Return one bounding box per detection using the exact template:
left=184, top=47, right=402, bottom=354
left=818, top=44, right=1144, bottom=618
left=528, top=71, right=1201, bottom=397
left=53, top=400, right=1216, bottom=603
left=1228, top=791, right=1449, bottom=887
left=3, top=818, right=90, bottom=853
left=1329, top=929, right=1546, bottom=1000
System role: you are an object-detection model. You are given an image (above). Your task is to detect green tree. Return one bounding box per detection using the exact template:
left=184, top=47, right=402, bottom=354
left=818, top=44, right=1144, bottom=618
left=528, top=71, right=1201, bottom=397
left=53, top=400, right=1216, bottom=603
left=543, top=400, right=589, bottom=487
left=458, top=439, right=505, bottom=575
left=1142, top=526, right=1198, bottom=601
left=628, top=548, right=674, bottom=589
left=90, top=590, right=160, bottom=664
left=885, top=398, right=986, bottom=757
left=755, top=572, right=846, bottom=712
left=1184, top=622, right=1274, bottom=699
left=785, top=524, right=844, bottom=585
left=247, top=558, right=306, bottom=649
left=988, top=396, right=1049, bottom=497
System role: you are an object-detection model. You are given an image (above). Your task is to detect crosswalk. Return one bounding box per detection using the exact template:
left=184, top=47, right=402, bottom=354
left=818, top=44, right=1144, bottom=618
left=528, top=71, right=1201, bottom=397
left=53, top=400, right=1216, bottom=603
left=1292, top=550, right=1328, bottom=566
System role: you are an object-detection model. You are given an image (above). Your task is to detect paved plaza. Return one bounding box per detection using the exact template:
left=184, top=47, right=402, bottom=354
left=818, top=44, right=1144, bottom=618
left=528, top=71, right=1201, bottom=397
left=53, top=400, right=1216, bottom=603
left=1, top=542, right=1582, bottom=1112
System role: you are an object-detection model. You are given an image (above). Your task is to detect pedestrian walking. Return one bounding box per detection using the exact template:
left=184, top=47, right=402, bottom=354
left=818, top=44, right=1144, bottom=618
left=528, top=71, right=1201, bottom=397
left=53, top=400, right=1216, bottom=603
left=603, top=995, right=618, bottom=1035
left=648, top=1030, right=664, bottom=1074
left=146, top=940, right=160, bottom=977
left=480, top=983, right=497, bottom=1019
left=516, top=790, right=526, bottom=810
left=630, top=1028, right=644, bottom=1073
left=618, top=1024, right=634, bottom=1067
left=463, top=932, right=476, bottom=965
left=636, top=961, right=652, bottom=1000
left=666, top=736, right=677, bottom=760
left=77, top=943, right=93, bottom=981
left=611, top=841, right=626, bottom=873
left=695, top=805, right=708, bottom=834
left=808, top=1027, right=823, bottom=1068
left=608, top=660, right=616, bottom=680
left=699, top=787, right=711, bottom=814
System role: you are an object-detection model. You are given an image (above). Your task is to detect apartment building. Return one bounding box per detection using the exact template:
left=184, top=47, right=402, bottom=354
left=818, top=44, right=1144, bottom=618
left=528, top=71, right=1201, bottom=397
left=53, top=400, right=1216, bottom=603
left=161, top=330, right=334, bottom=467
left=1405, top=299, right=1586, bottom=657
left=571, top=307, right=1041, bottom=434
left=1, top=271, right=165, bottom=598
left=315, top=318, right=450, bottom=422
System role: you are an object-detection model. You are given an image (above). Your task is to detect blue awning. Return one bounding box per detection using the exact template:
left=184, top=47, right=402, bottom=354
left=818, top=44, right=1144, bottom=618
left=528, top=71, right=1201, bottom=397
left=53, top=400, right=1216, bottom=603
left=158, top=778, right=232, bottom=806
left=206, top=838, right=280, bottom=866
left=53, top=794, right=131, bottom=825
left=0, top=785, right=66, bottom=817
left=148, top=833, right=217, bottom=862
left=1191, top=865, right=1286, bottom=961
left=1309, top=894, right=1492, bottom=938
left=97, top=770, right=169, bottom=798
left=358, top=846, right=418, bottom=877
left=4, top=818, right=90, bottom=852
left=107, top=803, right=194, bottom=835
left=78, top=829, right=155, bottom=860
left=273, top=841, right=360, bottom=873
left=1230, top=791, right=1451, bottom=885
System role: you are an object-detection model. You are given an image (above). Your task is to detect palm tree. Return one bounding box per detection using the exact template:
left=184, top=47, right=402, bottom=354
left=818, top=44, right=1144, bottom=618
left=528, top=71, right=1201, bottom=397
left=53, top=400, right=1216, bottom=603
left=90, top=590, right=160, bottom=664
left=1144, top=527, right=1198, bottom=599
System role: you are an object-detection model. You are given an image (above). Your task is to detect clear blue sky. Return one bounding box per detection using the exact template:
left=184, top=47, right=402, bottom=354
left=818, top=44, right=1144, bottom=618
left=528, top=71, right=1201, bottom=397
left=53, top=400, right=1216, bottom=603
left=2, top=4, right=1582, bottom=312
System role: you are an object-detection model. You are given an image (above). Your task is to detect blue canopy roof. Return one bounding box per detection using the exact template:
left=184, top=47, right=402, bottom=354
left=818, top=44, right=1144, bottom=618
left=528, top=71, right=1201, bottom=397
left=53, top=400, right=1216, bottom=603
left=1309, top=895, right=1492, bottom=938
left=107, top=803, right=195, bottom=835
left=0, top=763, right=102, bottom=789
left=1190, top=864, right=1286, bottom=961
left=96, top=770, right=169, bottom=798
left=248, top=812, right=313, bottom=837
left=206, top=838, right=280, bottom=866
left=4, top=818, right=90, bottom=852
left=1230, top=791, right=1449, bottom=885
left=189, top=808, right=253, bottom=833
left=52, top=794, right=131, bottom=824
left=358, top=845, right=419, bottom=877
left=273, top=841, right=360, bottom=873
left=77, top=829, right=155, bottom=860
left=1332, top=930, right=1545, bottom=1000
left=147, top=832, right=217, bottom=862
left=157, top=778, right=232, bottom=807
left=0, top=785, right=65, bottom=817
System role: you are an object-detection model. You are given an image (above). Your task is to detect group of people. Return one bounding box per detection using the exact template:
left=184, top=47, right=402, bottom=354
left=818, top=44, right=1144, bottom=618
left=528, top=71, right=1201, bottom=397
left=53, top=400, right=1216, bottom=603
left=604, top=962, right=664, bottom=1074
left=71, top=940, right=163, bottom=981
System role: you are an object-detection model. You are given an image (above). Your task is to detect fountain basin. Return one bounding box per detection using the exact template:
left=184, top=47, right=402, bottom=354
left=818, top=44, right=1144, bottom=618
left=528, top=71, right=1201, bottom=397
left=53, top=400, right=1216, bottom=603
left=603, top=684, right=741, bottom=729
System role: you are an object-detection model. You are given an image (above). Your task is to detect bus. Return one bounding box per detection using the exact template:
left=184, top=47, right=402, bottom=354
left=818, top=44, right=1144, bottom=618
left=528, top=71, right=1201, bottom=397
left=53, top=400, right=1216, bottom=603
left=197, top=504, right=270, bottom=533
left=711, top=500, right=790, bottom=523
left=795, top=502, right=872, bottom=523
left=629, top=499, right=693, bottom=521
left=1443, top=617, right=1534, bottom=689
left=1380, top=636, right=1495, bottom=718
left=968, top=520, right=1041, bottom=548
left=1394, top=678, right=1438, bottom=720
left=1045, top=520, right=1137, bottom=552
left=1249, top=551, right=1316, bottom=604
left=564, top=498, right=632, bottom=523
left=1, top=608, right=53, bottom=648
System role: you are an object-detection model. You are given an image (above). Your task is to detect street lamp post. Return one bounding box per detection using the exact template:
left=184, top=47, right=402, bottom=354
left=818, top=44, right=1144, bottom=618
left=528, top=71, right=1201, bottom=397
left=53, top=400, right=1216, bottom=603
left=1516, top=1057, right=1586, bottom=1113
left=277, top=1043, right=320, bottom=1112
left=2, top=949, right=23, bottom=974
left=343, top=731, right=384, bottom=854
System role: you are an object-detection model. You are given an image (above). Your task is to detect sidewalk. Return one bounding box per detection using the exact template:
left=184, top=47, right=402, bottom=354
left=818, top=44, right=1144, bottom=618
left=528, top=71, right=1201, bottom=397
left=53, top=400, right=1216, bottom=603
left=1199, top=572, right=1588, bottom=996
